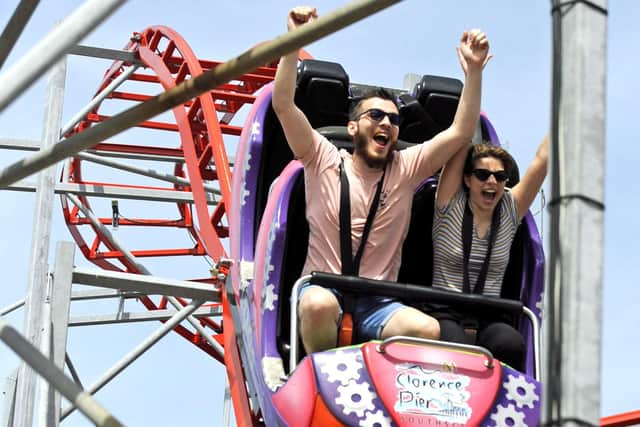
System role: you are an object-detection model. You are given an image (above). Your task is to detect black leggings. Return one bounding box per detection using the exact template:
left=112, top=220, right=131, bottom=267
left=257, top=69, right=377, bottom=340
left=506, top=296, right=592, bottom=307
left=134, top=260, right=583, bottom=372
left=439, top=319, right=526, bottom=371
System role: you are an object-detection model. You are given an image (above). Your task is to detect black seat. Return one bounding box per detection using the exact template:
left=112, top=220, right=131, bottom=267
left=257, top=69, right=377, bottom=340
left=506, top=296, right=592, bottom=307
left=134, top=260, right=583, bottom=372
left=399, top=75, right=463, bottom=144
left=397, top=74, right=464, bottom=286
left=414, top=74, right=463, bottom=129
left=294, top=59, right=350, bottom=129
left=397, top=179, right=438, bottom=287
left=499, top=150, right=523, bottom=305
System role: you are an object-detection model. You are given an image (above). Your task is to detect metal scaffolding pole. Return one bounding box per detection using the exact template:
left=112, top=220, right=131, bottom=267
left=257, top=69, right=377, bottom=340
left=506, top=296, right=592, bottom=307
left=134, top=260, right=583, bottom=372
left=72, top=268, right=220, bottom=301
left=0, top=319, right=123, bottom=427
left=68, top=306, right=221, bottom=326
left=6, top=179, right=215, bottom=204
left=1, top=369, right=18, bottom=427
left=38, top=242, right=75, bottom=427
left=13, top=56, right=66, bottom=427
left=67, top=45, right=142, bottom=65
left=60, top=299, right=205, bottom=420
left=0, top=299, right=25, bottom=316
left=0, top=0, right=125, bottom=113
left=0, top=0, right=40, bottom=69
left=544, top=0, right=608, bottom=425
left=0, top=0, right=403, bottom=188
left=64, top=354, right=84, bottom=389
left=60, top=64, right=138, bottom=136
left=76, top=151, right=222, bottom=196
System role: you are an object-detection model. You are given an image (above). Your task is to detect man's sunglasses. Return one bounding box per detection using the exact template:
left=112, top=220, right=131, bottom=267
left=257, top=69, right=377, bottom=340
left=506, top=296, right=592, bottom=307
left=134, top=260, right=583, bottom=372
left=471, top=168, right=509, bottom=182
left=354, top=108, right=401, bottom=126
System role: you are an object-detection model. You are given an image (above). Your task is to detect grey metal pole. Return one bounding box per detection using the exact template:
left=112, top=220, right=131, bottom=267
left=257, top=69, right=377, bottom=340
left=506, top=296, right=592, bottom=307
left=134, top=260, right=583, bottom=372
left=222, top=377, right=232, bottom=427
left=65, top=353, right=84, bottom=388
left=0, top=0, right=125, bottom=113
left=0, top=319, right=123, bottom=427
left=1, top=369, right=17, bottom=427
left=0, top=0, right=403, bottom=188
left=0, top=0, right=40, bottom=69
left=59, top=65, right=138, bottom=136
left=13, top=56, right=66, bottom=427
left=36, top=273, right=53, bottom=427
left=59, top=299, right=205, bottom=420
left=0, top=299, right=25, bottom=316
left=544, top=1, right=608, bottom=426
left=76, top=151, right=221, bottom=195
left=39, top=242, right=75, bottom=427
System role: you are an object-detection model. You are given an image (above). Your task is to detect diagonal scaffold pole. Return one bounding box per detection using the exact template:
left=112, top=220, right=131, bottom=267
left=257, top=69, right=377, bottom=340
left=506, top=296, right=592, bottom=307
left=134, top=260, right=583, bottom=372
left=0, top=0, right=40, bottom=69
left=0, top=0, right=403, bottom=189
left=0, top=319, right=123, bottom=427
left=0, top=0, right=126, bottom=114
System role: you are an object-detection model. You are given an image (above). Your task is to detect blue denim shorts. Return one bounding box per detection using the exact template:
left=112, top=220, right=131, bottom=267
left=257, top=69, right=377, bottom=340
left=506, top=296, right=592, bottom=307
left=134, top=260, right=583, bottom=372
left=297, top=284, right=406, bottom=341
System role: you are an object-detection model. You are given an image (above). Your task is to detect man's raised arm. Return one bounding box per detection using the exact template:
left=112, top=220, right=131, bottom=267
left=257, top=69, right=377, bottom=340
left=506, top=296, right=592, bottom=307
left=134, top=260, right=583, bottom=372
left=272, top=6, right=318, bottom=160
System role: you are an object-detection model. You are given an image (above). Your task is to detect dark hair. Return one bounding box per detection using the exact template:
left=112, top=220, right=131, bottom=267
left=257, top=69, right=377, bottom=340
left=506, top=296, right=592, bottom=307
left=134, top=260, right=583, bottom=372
left=463, top=142, right=515, bottom=177
left=348, top=87, right=400, bottom=120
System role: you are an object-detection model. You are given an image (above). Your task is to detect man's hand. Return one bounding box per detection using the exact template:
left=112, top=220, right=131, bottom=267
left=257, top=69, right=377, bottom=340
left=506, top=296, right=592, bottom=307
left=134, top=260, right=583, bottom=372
left=288, top=6, right=318, bottom=31
left=456, top=29, right=492, bottom=75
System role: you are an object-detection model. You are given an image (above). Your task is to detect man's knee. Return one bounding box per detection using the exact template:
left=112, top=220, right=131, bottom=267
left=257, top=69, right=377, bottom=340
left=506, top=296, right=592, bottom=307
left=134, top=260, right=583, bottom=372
left=413, top=314, right=440, bottom=340
left=298, top=288, right=341, bottom=353
left=298, top=287, right=340, bottom=323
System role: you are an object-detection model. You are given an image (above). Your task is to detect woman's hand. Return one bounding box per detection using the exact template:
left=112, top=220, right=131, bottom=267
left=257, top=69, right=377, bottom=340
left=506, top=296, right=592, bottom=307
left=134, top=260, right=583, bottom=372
left=457, top=29, right=492, bottom=75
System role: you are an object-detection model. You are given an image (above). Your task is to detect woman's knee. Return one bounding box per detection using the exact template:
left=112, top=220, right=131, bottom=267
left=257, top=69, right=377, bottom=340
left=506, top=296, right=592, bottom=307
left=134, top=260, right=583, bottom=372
left=438, top=319, right=468, bottom=343
left=478, top=323, right=525, bottom=369
left=479, top=323, right=524, bottom=349
left=382, top=308, right=440, bottom=340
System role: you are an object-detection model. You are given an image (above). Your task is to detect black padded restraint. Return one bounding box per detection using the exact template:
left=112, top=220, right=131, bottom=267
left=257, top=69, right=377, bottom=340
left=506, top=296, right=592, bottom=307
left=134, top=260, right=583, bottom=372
left=339, top=158, right=387, bottom=276
left=462, top=197, right=502, bottom=294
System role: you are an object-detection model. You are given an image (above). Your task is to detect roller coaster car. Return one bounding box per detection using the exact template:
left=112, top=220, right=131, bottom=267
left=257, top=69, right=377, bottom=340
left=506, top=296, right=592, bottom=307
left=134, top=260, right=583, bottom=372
left=229, top=59, right=545, bottom=426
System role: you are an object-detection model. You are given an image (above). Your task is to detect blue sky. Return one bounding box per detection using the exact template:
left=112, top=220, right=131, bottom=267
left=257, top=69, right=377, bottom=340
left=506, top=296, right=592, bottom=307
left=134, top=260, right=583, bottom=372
left=0, top=1, right=638, bottom=425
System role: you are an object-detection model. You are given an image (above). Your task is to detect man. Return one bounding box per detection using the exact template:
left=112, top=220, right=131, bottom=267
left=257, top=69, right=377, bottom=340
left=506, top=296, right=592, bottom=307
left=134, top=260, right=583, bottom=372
left=272, top=6, right=491, bottom=354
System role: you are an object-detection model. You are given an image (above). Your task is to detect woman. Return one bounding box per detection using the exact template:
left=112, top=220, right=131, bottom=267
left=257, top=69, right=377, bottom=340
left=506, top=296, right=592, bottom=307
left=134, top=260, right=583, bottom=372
left=430, top=135, right=549, bottom=370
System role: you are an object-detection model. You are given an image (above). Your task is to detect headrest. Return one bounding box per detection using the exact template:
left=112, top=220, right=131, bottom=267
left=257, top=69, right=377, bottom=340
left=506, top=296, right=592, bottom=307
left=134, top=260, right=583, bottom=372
left=294, top=59, right=350, bottom=129
left=413, top=75, right=463, bottom=129
left=397, top=75, right=463, bottom=144
left=505, top=150, right=520, bottom=187
left=398, top=93, right=441, bottom=143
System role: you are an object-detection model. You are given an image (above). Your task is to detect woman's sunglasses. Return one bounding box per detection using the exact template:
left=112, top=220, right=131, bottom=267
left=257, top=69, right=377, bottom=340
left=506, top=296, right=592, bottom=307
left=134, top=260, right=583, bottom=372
left=354, top=108, right=402, bottom=126
left=471, top=168, right=509, bottom=182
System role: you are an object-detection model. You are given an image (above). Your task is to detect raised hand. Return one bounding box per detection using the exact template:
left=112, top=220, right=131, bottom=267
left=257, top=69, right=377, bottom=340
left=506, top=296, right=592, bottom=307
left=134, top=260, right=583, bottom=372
left=287, top=6, right=318, bottom=31
left=456, top=29, right=492, bottom=75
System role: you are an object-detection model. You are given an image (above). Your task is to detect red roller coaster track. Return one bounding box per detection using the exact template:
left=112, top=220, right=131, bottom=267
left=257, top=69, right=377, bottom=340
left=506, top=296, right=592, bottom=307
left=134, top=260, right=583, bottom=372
left=59, top=25, right=309, bottom=424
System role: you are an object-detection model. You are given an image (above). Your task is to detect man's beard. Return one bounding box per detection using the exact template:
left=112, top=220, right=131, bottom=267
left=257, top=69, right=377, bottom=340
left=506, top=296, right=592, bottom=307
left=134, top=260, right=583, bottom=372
left=353, top=129, right=393, bottom=169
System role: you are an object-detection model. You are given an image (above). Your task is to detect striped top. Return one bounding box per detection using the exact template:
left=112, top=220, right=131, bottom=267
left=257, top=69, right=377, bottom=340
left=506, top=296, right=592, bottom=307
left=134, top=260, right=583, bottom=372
left=432, top=189, right=519, bottom=297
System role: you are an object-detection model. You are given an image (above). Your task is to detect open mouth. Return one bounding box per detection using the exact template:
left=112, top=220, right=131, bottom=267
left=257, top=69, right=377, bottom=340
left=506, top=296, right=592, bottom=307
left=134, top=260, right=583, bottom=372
left=373, top=133, right=389, bottom=146
left=481, top=190, right=497, bottom=202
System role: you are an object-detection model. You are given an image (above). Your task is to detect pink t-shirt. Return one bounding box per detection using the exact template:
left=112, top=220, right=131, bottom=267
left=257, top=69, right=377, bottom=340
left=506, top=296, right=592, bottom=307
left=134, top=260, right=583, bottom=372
left=299, top=130, right=435, bottom=281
